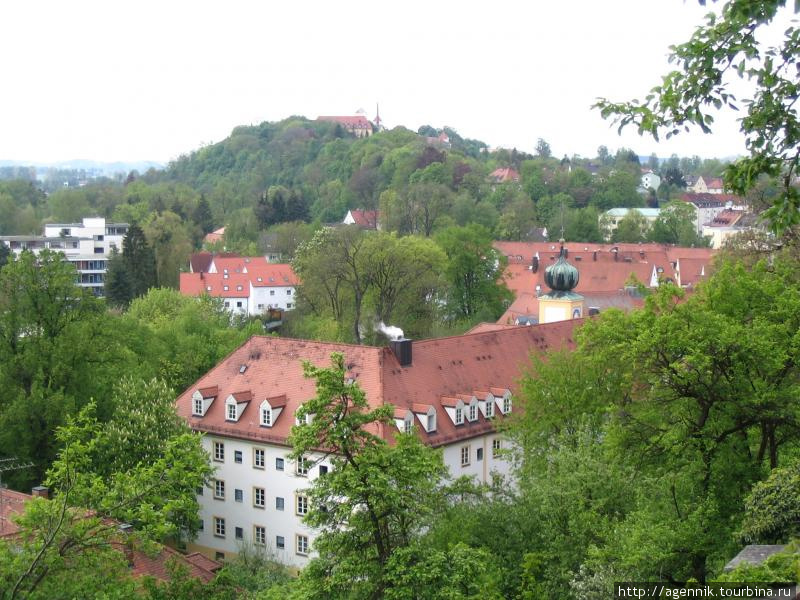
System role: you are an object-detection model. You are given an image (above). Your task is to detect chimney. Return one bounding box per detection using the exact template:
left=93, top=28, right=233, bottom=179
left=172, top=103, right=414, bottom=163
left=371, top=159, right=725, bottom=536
left=389, top=339, right=412, bottom=367
left=31, top=486, right=49, bottom=499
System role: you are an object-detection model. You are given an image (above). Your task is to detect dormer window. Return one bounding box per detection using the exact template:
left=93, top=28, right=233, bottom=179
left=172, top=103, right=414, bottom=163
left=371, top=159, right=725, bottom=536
left=261, top=406, right=272, bottom=426
left=404, top=416, right=413, bottom=433
left=223, top=285, right=229, bottom=291
left=227, top=403, right=237, bottom=421
left=485, top=398, right=494, bottom=419
left=225, top=391, right=251, bottom=422
left=191, top=386, right=217, bottom=417
left=468, top=402, right=477, bottom=422
left=503, top=396, right=512, bottom=414
left=455, top=407, right=463, bottom=425
left=427, top=413, right=436, bottom=432
left=193, top=397, right=203, bottom=416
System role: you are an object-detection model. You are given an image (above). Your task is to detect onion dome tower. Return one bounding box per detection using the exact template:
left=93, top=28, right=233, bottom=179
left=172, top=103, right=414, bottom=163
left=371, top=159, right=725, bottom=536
left=538, top=240, right=585, bottom=324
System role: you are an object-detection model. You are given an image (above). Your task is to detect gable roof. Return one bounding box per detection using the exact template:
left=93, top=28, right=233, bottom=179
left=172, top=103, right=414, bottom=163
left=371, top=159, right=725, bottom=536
left=176, top=321, right=579, bottom=449
left=345, top=209, right=379, bottom=228
left=489, top=167, right=520, bottom=183
left=180, top=272, right=251, bottom=298
left=190, top=252, right=214, bottom=274
left=317, top=115, right=373, bottom=129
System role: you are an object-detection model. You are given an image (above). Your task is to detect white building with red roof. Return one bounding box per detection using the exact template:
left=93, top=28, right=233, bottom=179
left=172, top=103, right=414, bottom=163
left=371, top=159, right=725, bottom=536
left=316, top=115, right=374, bottom=138
left=176, top=321, right=578, bottom=565
left=180, top=254, right=298, bottom=316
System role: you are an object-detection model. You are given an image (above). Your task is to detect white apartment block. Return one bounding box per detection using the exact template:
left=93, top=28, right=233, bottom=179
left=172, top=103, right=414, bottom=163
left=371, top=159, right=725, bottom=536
left=0, top=217, right=127, bottom=296
left=176, top=322, right=579, bottom=566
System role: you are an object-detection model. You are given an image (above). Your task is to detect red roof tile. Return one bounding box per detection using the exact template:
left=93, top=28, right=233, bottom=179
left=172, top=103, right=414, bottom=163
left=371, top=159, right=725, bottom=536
left=176, top=322, right=580, bottom=448
left=346, top=209, right=379, bottom=229
left=180, top=272, right=250, bottom=298
left=489, top=167, right=520, bottom=183
left=198, top=385, right=218, bottom=398
left=190, top=252, right=213, bottom=274
left=317, top=115, right=373, bottom=129
left=0, top=490, right=220, bottom=582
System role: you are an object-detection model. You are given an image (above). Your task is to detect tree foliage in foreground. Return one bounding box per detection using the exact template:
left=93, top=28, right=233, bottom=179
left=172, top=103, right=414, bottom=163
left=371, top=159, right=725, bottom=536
left=287, top=352, right=500, bottom=599
left=595, top=0, right=800, bottom=233
left=0, top=400, right=212, bottom=599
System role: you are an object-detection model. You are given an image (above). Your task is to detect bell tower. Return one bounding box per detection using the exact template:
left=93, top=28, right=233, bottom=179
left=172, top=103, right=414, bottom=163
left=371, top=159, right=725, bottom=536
left=538, top=240, right=585, bottom=324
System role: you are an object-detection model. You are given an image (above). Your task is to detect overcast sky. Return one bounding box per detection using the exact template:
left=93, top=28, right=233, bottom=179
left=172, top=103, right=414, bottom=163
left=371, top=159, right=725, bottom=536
left=1, top=1, right=792, bottom=164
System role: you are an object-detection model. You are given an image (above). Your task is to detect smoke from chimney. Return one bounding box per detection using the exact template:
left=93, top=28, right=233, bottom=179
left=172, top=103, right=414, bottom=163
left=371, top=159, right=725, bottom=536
left=377, top=322, right=404, bottom=341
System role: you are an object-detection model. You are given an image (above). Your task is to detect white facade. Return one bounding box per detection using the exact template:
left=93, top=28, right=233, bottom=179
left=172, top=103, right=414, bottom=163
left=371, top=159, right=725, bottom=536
left=640, top=171, right=661, bottom=191
left=0, top=217, right=127, bottom=296
left=249, top=282, right=295, bottom=313
left=190, top=430, right=512, bottom=566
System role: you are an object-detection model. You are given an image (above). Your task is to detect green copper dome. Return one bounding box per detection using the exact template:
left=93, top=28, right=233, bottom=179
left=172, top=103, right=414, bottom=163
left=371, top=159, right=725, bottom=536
left=544, top=242, right=579, bottom=292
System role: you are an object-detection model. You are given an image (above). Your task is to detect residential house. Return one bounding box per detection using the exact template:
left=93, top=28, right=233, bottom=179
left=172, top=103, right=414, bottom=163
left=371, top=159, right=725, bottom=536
left=640, top=170, right=661, bottom=191
left=177, top=320, right=579, bottom=565
left=204, top=227, right=225, bottom=246
left=689, top=175, right=725, bottom=194
left=316, top=115, right=374, bottom=138
left=0, top=217, right=128, bottom=296
left=181, top=254, right=298, bottom=315
left=702, top=209, right=761, bottom=249
left=680, top=193, right=746, bottom=234
left=489, top=167, right=520, bottom=184
left=343, top=209, right=380, bottom=230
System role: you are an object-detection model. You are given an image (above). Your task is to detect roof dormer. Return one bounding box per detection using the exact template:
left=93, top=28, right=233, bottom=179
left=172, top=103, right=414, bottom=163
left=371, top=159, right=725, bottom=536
left=412, top=403, right=436, bottom=433
left=394, top=408, right=415, bottom=434
left=225, top=391, right=252, bottom=422
left=259, top=395, right=287, bottom=427
left=480, top=393, right=495, bottom=419
left=191, top=385, right=218, bottom=417
left=440, top=396, right=466, bottom=426
left=490, top=388, right=513, bottom=415
left=457, top=394, right=479, bottom=422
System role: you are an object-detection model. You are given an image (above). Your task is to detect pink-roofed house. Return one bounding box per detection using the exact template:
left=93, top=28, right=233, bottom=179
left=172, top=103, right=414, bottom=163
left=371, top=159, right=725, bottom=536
left=317, top=115, right=374, bottom=138
left=343, top=209, right=380, bottom=230
left=489, top=167, right=520, bottom=184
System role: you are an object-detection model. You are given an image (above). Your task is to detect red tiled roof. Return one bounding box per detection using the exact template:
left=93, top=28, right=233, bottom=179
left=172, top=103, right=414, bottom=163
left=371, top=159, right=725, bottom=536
left=708, top=209, right=745, bottom=227
left=495, top=242, right=715, bottom=295
left=231, top=390, right=252, bottom=403
left=489, top=167, right=520, bottom=183
left=204, top=227, right=225, bottom=245
left=346, top=209, right=379, bottom=229
left=190, top=252, right=213, bottom=274
left=180, top=272, right=250, bottom=298
left=465, top=322, right=522, bottom=334
left=676, top=257, right=709, bottom=286
left=0, top=490, right=220, bottom=582
left=198, top=385, right=218, bottom=398
left=317, top=115, right=373, bottom=129
left=176, top=322, right=579, bottom=449
left=248, top=263, right=299, bottom=287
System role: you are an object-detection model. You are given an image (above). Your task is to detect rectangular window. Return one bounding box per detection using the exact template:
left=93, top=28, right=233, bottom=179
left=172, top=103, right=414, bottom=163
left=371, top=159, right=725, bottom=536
left=214, top=517, right=225, bottom=538
left=276, top=457, right=285, bottom=471
left=503, top=397, right=512, bottom=414
left=296, top=534, right=309, bottom=556
left=455, top=407, right=463, bottom=425
left=485, top=399, right=494, bottom=419
left=492, top=439, right=501, bottom=458
left=254, top=525, right=266, bottom=546
left=469, top=404, right=477, bottom=421
left=214, top=480, right=225, bottom=500
left=253, top=448, right=265, bottom=468
left=254, top=487, right=265, bottom=508
left=296, top=494, right=309, bottom=516
left=196, top=486, right=204, bottom=496
left=261, top=407, right=272, bottom=426
left=318, top=465, right=328, bottom=476
left=276, top=497, right=285, bottom=511
left=234, top=450, right=243, bottom=464
left=276, top=535, right=285, bottom=549
left=193, top=398, right=203, bottom=416
left=235, top=526, right=243, bottom=540
left=286, top=303, right=293, bottom=309
left=477, top=447, right=484, bottom=461
left=461, top=445, right=470, bottom=467
left=295, top=457, right=309, bottom=477
left=427, top=413, right=435, bottom=432
left=270, top=290, right=275, bottom=296
left=213, top=441, right=224, bottom=462
left=227, top=403, right=237, bottom=421
left=234, top=488, right=243, bottom=503
left=287, top=289, right=292, bottom=295
left=198, top=519, right=204, bottom=531
left=404, top=418, right=413, bottom=433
